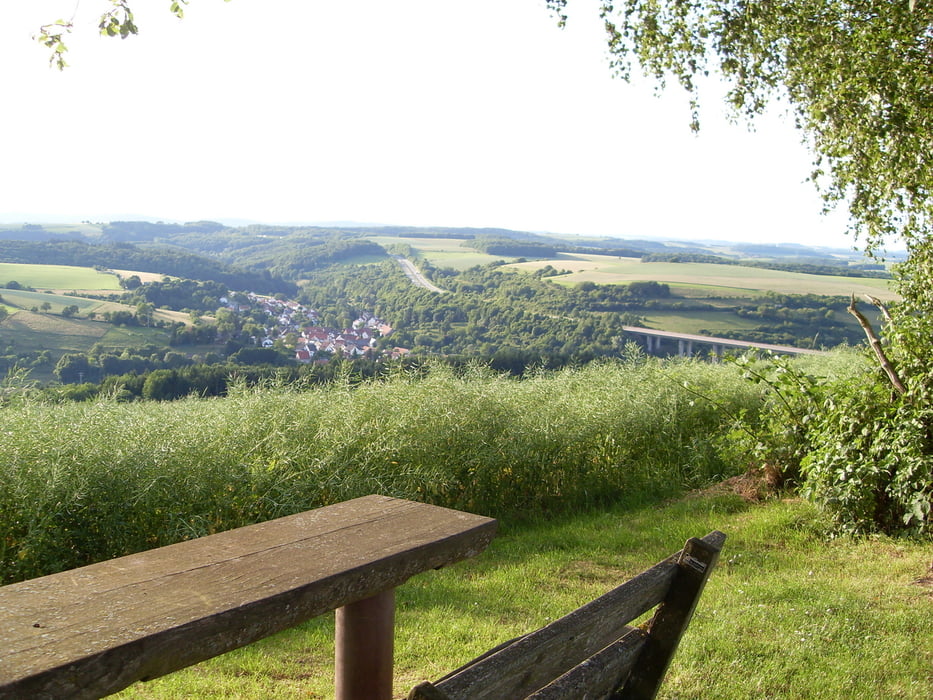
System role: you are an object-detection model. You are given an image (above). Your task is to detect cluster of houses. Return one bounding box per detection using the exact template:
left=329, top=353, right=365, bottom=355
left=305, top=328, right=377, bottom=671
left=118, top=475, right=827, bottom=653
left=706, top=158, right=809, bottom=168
left=227, top=293, right=407, bottom=362
left=293, top=316, right=398, bottom=362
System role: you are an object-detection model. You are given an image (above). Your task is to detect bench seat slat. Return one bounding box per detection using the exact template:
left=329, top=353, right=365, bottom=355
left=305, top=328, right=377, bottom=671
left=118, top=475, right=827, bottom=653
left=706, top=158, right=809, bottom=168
left=0, top=495, right=497, bottom=700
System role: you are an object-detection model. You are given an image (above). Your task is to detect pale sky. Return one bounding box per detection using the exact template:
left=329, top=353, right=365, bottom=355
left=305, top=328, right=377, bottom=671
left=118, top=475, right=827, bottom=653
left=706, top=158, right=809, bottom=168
left=0, top=1, right=857, bottom=248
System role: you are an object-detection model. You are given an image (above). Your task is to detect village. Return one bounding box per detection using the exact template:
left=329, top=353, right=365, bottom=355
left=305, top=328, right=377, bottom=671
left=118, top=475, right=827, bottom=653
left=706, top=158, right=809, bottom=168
left=235, top=293, right=406, bottom=363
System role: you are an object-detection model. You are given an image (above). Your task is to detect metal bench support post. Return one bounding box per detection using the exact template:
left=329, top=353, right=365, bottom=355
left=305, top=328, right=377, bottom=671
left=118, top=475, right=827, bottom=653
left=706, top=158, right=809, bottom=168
left=336, top=588, right=396, bottom=700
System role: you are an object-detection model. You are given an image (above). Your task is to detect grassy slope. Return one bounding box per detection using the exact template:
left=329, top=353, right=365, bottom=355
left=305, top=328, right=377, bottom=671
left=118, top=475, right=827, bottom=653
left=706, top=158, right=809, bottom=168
left=0, top=264, right=173, bottom=377
left=0, top=262, right=122, bottom=291
left=118, top=490, right=933, bottom=699
left=0, top=310, right=171, bottom=382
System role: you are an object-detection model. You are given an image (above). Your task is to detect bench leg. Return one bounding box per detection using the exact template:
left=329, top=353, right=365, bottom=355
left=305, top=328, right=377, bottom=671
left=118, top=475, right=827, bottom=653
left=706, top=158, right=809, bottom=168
left=335, top=589, right=395, bottom=700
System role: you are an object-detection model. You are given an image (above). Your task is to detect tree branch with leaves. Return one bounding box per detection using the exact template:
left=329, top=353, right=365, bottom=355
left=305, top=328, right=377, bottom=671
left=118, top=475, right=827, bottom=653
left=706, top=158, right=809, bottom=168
left=36, top=0, right=205, bottom=70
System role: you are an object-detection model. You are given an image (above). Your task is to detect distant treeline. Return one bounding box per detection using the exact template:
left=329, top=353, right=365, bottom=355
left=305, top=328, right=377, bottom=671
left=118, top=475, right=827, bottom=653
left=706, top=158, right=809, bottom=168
left=0, top=240, right=295, bottom=295
left=466, top=235, right=647, bottom=260
left=102, top=220, right=228, bottom=241
left=642, top=252, right=890, bottom=278
left=564, top=245, right=648, bottom=258
left=465, top=236, right=559, bottom=258
left=0, top=224, right=84, bottom=241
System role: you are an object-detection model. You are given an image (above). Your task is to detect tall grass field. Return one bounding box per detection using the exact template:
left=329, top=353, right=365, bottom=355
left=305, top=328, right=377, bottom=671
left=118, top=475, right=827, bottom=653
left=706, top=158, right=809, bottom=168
left=0, top=359, right=762, bottom=583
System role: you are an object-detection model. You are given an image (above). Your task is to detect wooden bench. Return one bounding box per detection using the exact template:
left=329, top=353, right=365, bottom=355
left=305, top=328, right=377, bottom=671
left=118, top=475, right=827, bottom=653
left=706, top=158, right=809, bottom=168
left=409, top=531, right=725, bottom=700
left=0, top=495, right=497, bottom=700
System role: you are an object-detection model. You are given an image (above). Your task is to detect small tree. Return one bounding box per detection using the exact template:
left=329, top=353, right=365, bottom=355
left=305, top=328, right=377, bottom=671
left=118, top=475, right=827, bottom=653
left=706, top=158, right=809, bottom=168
left=135, top=302, right=155, bottom=327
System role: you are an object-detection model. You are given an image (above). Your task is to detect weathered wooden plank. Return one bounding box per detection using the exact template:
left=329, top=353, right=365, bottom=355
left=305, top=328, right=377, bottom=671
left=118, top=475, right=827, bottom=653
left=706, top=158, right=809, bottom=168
left=619, top=531, right=725, bottom=699
left=429, top=557, right=679, bottom=698
left=0, top=495, right=497, bottom=700
left=525, top=628, right=647, bottom=700
left=412, top=531, right=725, bottom=700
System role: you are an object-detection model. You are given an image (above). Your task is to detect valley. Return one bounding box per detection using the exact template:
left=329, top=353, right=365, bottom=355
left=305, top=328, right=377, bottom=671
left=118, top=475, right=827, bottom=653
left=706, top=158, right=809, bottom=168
left=0, top=221, right=895, bottom=393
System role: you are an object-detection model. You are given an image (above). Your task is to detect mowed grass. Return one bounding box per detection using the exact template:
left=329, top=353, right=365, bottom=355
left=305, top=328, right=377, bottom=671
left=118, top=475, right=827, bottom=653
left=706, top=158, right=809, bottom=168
left=508, top=255, right=898, bottom=300
left=0, top=263, right=122, bottom=291
left=116, top=493, right=933, bottom=700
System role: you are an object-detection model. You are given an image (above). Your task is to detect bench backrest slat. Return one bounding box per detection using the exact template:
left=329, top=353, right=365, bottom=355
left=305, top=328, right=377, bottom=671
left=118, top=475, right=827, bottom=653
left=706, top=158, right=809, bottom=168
left=411, top=531, right=724, bottom=700
left=526, top=628, right=646, bottom=700
left=428, top=559, right=677, bottom=698
left=0, top=495, right=497, bottom=700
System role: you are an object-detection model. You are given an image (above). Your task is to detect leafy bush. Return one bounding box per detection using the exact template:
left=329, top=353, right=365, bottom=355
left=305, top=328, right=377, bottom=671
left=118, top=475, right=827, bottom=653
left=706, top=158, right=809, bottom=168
left=729, top=348, right=932, bottom=536
left=800, top=379, right=933, bottom=535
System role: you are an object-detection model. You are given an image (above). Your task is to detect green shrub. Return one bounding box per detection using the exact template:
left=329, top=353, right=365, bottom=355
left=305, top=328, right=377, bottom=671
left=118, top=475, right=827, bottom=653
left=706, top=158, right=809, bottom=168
left=801, top=378, right=933, bottom=536
left=728, top=348, right=933, bottom=536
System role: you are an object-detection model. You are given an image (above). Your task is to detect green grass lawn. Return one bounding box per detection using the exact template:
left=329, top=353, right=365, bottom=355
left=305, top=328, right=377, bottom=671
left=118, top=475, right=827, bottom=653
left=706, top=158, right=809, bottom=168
left=117, top=488, right=933, bottom=699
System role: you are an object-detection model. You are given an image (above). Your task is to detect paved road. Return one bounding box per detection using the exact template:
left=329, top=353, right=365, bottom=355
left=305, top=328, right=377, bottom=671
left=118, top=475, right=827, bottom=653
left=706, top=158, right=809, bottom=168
left=394, top=256, right=446, bottom=293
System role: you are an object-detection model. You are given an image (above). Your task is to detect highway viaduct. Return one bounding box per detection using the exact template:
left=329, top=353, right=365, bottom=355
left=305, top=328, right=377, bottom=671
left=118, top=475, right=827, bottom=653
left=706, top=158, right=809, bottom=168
left=621, top=326, right=825, bottom=358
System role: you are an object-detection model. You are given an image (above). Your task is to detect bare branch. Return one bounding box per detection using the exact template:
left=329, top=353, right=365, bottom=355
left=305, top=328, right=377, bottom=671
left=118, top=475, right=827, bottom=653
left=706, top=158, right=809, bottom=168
left=848, top=294, right=906, bottom=395
left=864, top=294, right=894, bottom=325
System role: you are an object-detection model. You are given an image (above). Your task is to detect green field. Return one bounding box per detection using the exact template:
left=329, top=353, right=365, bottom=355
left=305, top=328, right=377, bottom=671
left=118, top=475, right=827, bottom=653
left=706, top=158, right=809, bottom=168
left=0, top=309, right=171, bottom=381
left=0, top=263, right=122, bottom=291
left=508, top=255, right=898, bottom=300
left=0, top=289, right=105, bottom=313
left=365, top=236, right=508, bottom=270
left=1, top=309, right=108, bottom=344
left=0, top=311, right=169, bottom=349
left=640, top=310, right=763, bottom=336
left=360, top=236, right=897, bottom=299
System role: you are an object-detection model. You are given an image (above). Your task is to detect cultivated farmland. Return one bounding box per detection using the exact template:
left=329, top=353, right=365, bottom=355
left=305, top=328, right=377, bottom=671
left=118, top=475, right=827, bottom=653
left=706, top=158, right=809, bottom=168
left=0, top=263, right=122, bottom=292
left=508, top=255, right=897, bottom=300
